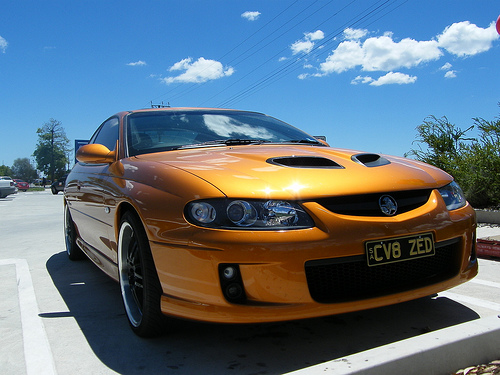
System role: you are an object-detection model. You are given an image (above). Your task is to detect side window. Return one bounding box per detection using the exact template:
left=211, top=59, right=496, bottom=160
left=91, top=117, right=119, bottom=151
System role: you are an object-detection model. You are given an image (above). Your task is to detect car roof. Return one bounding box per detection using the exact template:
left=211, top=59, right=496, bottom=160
left=121, top=107, right=263, bottom=116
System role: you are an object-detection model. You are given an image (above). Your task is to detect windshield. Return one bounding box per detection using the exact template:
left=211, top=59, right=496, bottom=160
left=126, top=110, right=321, bottom=156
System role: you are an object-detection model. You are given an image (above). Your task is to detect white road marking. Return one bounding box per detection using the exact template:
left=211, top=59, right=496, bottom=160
left=0, top=259, right=57, bottom=375
left=440, top=291, right=500, bottom=312
left=471, top=278, right=500, bottom=289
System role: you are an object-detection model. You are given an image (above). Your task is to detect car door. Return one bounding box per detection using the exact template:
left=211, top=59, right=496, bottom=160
left=67, top=117, right=120, bottom=263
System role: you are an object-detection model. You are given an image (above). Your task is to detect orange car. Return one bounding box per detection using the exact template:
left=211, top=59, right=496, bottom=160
left=64, top=108, right=477, bottom=337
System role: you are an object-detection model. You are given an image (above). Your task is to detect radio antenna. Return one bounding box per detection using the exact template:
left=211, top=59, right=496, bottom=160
left=150, top=101, right=170, bottom=108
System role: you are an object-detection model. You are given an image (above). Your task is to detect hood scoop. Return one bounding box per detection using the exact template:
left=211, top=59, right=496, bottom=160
left=267, top=156, right=343, bottom=169
left=351, top=153, right=390, bottom=167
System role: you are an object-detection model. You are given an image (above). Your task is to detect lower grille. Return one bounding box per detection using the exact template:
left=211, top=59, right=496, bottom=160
left=305, top=238, right=461, bottom=303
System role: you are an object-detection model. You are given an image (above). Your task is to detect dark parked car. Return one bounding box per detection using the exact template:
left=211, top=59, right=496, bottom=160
left=51, top=176, right=67, bottom=194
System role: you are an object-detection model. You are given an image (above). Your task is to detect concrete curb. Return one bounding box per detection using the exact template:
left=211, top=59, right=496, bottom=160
left=285, top=315, right=500, bottom=375
left=476, top=209, right=500, bottom=224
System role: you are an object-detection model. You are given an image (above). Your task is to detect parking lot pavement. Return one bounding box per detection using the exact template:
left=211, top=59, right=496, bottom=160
left=1, top=191, right=500, bottom=375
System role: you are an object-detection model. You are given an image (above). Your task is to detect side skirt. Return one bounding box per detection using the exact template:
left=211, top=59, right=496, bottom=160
left=76, top=237, right=119, bottom=282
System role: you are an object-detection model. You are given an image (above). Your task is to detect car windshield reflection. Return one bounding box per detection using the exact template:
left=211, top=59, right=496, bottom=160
left=126, top=110, right=320, bottom=156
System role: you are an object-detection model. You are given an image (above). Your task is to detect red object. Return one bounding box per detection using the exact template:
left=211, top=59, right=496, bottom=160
left=477, top=238, right=500, bottom=258
left=497, top=15, right=500, bottom=35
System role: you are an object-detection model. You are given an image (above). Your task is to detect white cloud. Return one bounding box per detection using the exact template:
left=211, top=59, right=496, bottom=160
left=440, top=62, right=452, bottom=70
left=351, top=72, right=417, bottom=86
left=437, top=21, right=499, bottom=57
left=444, top=70, right=457, bottom=78
left=241, top=11, right=261, bottom=21
left=301, top=20, right=498, bottom=85
left=369, top=72, right=417, bottom=86
left=319, top=33, right=441, bottom=75
left=291, top=40, right=315, bottom=55
left=0, top=36, right=8, bottom=53
left=363, top=37, right=441, bottom=71
left=351, top=75, right=374, bottom=85
left=127, top=60, right=147, bottom=66
left=291, top=30, right=324, bottom=55
left=307, top=30, right=325, bottom=41
left=343, top=28, right=368, bottom=40
left=320, top=40, right=364, bottom=73
left=440, top=62, right=456, bottom=78
left=163, top=57, right=234, bottom=84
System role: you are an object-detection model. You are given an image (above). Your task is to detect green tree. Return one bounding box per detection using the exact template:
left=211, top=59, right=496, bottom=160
left=405, top=115, right=473, bottom=178
left=407, top=107, right=500, bottom=208
left=0, top=165, right=13, bottom=176
left=11, top=158, right=38, bottom=182
left=33, top=119, right=71, bottom=182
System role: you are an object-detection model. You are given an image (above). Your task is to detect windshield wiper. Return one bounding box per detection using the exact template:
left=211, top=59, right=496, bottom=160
left=178, top=139, right=271, bottom=149
left=221, top=139, right=271, bottom=145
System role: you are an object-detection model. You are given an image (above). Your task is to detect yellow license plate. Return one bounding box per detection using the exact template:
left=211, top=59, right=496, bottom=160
left=365, top=233, right=435, bottom=267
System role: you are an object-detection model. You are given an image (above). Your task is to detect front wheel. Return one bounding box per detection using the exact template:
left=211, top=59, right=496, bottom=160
left=118, top=211, right=166, bottom=337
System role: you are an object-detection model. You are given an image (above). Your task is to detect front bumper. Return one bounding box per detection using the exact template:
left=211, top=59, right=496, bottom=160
left=150, top=191, right=477, bottom=323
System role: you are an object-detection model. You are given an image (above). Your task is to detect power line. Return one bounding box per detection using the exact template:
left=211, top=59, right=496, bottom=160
left=167, top=0, right=327, bottom=106
left=149, top=0, right=409, bottom=109
left=200, top=0, right=361, bottom=106
left=215, top=0, right=409, bottom=108
left=147, top=0, right=307, bottom=106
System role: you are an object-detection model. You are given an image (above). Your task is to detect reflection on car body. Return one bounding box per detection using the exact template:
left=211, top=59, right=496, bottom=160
left=51, top=175, right=67, bottom=195
left=63, top=108, right=477, bottom=337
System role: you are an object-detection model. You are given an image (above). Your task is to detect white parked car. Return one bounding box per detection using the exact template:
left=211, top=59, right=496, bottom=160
left=0, top=176, right=16, bottom=198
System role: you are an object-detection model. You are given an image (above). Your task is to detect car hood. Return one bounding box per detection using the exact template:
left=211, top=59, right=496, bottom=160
left=134, top=145, right=452, bottom=200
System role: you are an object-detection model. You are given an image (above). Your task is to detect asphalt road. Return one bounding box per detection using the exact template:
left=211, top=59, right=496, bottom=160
left=1, top=191, right=499, bottom=375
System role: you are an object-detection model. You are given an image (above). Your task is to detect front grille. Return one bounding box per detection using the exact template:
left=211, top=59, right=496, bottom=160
left=316, top=189, right=433, bottom=216
left=305, top=238, right=461, bottom=303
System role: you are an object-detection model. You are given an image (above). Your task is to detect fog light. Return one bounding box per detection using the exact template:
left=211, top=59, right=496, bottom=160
left=226, top=283, right=243, bottom=299
left=223, top=266, right=236, bottom=280
left=219, top=264, right=246, bottom=303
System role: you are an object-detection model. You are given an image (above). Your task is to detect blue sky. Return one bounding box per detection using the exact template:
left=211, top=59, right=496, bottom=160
left=1, top=0, right=499, bottom=169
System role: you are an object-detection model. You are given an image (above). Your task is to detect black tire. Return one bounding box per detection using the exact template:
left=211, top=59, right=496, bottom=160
left=118, top=211, right=166, bottom=337
left=51, top=186, right=58, bottom=194
left=64, top=204, right=85, bottom=260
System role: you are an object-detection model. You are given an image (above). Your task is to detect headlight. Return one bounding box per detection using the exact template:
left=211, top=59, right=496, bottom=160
left=185, top=199, right=314, bottom=230
left=189, top=202, right=217, bottom=224
left=438, top=181, right=466, bottom=211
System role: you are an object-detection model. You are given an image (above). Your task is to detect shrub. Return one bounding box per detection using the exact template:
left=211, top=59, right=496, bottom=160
left=407, top=108, right=500, bottom=208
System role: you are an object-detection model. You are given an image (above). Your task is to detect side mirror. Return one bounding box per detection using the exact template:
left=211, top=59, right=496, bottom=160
left=76, top=144, right=116, bottom=164
left=314, top=136, right=329, bottom=146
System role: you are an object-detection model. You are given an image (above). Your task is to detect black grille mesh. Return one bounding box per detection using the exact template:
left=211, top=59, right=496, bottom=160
left=315, top=189, right=433, bottom=216
left=305, top=239, right=461, bottom=303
